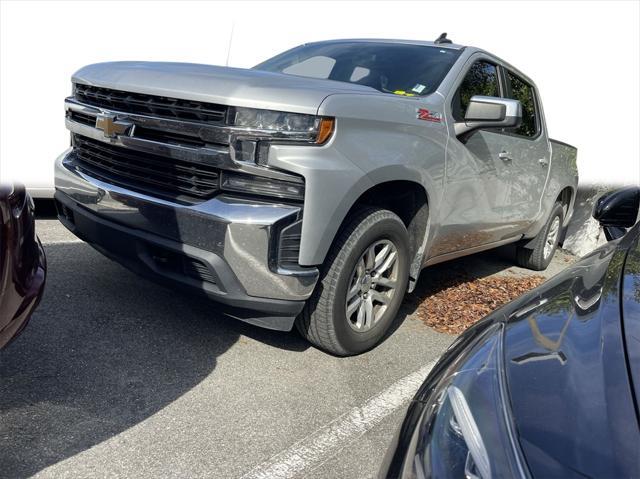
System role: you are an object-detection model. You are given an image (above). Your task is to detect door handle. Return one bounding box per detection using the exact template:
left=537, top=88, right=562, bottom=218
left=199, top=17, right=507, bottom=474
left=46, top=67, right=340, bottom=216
left=539, top=158, right=549, bottom=167
left=498, top=151, right=512, bottom=162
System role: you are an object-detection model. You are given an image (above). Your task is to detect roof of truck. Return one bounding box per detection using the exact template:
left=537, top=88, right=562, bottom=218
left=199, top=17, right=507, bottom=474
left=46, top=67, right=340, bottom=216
left=305, top=38, right=467, bottom=50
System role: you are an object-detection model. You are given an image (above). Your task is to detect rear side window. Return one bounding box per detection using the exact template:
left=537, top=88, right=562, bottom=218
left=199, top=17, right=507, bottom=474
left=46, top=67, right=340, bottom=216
left=506, top=72, right=538, bottom=137
left=452, top=61, right=500, bottom=121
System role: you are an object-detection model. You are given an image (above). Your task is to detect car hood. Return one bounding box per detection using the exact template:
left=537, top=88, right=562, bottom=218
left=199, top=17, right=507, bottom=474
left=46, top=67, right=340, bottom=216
left=502, top=225, right=640, bottom=478
left=72, top=61, right=379, bottom=115
left=621, top=230, right=640, bottom=419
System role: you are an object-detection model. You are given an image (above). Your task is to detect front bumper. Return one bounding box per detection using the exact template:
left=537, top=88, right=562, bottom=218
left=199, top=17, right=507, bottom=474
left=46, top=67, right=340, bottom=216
left=54, top=149, right=319, bottom=330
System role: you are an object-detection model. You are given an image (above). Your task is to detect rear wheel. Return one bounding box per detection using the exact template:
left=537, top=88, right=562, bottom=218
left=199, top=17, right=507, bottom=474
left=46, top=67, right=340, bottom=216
left=516, top=202, right=564, bottom=271
left=296, top=208, right=410, bottom=356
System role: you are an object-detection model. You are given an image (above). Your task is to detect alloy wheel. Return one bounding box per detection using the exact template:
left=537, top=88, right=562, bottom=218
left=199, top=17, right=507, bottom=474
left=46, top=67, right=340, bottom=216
left=544, top=216, right=561, bottom=259
left=345, top=239, right=399, bottom=332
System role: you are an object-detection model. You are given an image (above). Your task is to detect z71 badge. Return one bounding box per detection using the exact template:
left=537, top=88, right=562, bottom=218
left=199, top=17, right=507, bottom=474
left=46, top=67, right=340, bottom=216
left=416, top=108, right=442, bottom=123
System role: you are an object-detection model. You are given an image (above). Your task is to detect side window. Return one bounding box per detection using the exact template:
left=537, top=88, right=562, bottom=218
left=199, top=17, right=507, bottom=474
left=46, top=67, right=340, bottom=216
left=452, top=61, right=500, bottom=121
left=506, top=72, right=538, bottom=137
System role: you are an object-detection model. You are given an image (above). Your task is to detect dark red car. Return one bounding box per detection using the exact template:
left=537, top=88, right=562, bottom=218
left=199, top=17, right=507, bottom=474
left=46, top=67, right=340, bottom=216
left=0, top=184, right=46, bottom=348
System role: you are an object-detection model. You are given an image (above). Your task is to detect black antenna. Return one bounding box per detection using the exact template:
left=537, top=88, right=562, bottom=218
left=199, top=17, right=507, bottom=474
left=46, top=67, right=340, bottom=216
left=434, top=32, right=452, bottom=45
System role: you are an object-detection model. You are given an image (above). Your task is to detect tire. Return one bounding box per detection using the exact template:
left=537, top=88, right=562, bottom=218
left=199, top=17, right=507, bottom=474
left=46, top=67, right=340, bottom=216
left=516, top=202, right=564, bottom=271
left=296, top=207, right=410, bottom=356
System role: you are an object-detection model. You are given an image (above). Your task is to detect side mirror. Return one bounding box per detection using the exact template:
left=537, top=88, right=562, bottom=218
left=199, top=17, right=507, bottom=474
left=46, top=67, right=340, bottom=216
left=454, top=96, right=522, bottom=138
left=593, top=186, right=640, bottom=241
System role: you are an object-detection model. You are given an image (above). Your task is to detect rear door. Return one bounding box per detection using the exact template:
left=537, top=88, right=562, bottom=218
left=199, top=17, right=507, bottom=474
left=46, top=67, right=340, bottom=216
left=498, top=70, right=551, bottom=232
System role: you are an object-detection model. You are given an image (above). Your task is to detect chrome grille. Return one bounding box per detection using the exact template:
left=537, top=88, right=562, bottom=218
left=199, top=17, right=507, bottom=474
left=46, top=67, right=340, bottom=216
left=74, top=83, right=228, bottom=124
left=72, top=134, right=219, bottom=202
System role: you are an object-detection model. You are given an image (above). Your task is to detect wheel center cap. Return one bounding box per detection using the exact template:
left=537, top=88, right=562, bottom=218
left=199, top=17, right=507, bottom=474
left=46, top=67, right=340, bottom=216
left=360, top=274, right=373, bottom=293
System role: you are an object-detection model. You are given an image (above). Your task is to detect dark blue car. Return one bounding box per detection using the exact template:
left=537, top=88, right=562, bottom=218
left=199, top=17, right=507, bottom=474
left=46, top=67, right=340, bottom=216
left=380, top=187, right=640, bottom=478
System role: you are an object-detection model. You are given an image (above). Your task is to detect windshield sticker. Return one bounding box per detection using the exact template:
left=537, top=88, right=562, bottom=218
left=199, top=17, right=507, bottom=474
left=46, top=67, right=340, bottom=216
left=393, top=90, right=415, bottom=97
left=417, top=108, right=442, bottom=123
left=412, top=84, right=426, bottom=94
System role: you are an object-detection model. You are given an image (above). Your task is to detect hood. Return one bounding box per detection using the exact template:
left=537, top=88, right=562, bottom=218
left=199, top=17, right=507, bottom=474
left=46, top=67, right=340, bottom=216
left=621, top=228, right=640, bottom=421
left=72, top=61, right=379, bottom=115
left=502, top=227, right=640, bottom=478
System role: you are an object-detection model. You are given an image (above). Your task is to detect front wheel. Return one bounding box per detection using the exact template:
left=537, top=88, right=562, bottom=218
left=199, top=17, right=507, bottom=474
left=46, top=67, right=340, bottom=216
left=296, top=208, right=410, bottom=356
left=516, top=202, right=564, bottom=271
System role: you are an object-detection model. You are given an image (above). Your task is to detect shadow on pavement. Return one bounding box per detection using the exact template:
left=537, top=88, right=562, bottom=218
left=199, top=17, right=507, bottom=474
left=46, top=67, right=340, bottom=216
left=0, top=234, right=534, bottom=476
left=0, top=241, right=307, bottom=478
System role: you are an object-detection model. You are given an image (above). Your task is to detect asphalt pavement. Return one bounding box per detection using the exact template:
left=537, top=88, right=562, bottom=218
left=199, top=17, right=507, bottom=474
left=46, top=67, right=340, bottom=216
left=0, top=220, right=575, bottom=478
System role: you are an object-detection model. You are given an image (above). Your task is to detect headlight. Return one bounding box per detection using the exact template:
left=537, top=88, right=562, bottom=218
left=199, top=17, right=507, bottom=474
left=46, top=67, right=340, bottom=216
left=229, top=107, right=334, bottom=144
left=406, top=323, right=529, bottom=479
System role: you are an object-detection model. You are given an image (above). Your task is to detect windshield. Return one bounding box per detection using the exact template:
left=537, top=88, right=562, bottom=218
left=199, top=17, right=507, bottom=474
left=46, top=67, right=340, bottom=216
left=254, top=41, right=461, bottom=96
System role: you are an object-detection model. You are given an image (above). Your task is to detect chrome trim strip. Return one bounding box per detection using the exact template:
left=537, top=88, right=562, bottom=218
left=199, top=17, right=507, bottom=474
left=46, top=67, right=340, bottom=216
left=65, top=101, right=305, bottom=184
left=65, top=97, right=318, bottom=142
left=66, top=118, right=230, bottom=165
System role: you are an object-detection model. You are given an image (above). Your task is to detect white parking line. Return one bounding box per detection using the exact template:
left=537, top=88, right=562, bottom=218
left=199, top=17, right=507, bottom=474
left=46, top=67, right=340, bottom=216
left=241, top=361, right=436, bottom=479
left=42, top=238, right=84, bottom=245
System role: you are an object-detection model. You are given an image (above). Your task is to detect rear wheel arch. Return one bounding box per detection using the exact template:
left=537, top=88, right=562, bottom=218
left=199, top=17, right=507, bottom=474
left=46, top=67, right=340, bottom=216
left=524, top=183, right=576, bottom=242
left=516, top=201, right=564, bottom=270
left=556, top=186, right=574, bottom=224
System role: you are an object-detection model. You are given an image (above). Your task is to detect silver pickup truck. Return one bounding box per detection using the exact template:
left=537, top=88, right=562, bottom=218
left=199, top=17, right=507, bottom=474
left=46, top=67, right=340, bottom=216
left=55, top=35, right=577, bottom=355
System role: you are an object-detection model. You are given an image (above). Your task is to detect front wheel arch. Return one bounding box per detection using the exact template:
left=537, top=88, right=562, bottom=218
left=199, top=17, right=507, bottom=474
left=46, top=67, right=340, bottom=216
left=333, top=180, right=430, bottom=283
left=297, top=207, right=411, bottom=356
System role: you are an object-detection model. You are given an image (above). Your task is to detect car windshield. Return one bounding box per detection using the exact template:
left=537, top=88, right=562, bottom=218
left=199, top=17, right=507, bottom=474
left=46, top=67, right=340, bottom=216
left=254, top=41, right=461, bottom=96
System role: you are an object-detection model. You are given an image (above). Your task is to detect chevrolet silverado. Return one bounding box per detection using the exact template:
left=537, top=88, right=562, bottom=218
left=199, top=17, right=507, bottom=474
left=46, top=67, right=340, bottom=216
left=55, top=34, right=578, bottom=355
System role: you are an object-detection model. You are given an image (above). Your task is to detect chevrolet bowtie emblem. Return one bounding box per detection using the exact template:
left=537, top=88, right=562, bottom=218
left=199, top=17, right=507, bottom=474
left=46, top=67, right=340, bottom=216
left=95, top=114, right=132, bottom=138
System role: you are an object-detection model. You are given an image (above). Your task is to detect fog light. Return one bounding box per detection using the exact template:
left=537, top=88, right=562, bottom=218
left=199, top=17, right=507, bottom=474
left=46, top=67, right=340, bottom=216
left=221, top=172, right=304, bottom=201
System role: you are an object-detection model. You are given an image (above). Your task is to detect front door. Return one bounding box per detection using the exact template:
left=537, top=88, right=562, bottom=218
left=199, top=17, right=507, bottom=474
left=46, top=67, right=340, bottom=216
left=433, top=58, right=515, bottom=257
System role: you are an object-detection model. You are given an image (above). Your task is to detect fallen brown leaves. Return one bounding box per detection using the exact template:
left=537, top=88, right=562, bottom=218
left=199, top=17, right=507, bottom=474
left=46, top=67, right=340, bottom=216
left=406, top=270, right=545, bottom=335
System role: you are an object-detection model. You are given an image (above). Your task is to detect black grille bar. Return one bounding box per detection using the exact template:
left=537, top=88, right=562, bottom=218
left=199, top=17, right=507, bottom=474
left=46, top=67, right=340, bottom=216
left=74, top=83, right=228, bottom=124
left=68, top=110, right=97, bottom=127
left=72, top=134, right=219, bottom=203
